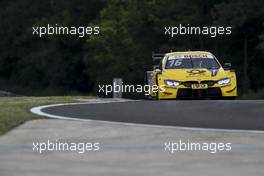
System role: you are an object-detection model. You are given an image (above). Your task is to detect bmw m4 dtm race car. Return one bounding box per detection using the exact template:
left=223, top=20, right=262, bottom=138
left=146, top=51, right=237, bottom=99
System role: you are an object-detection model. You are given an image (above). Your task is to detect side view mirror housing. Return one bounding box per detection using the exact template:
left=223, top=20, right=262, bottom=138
left=154, top=65, right=162, bottom=73
left=155, top=68, right=162, bottom=74
left=223, top=63, right=232, bottom=70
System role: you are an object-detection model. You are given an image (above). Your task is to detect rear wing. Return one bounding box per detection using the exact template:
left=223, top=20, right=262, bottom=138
left=152, top=52, right=165, bottom=60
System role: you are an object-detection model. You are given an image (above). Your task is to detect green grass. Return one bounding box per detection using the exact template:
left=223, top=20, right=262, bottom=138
left=0, top=96, right=93, bottom=135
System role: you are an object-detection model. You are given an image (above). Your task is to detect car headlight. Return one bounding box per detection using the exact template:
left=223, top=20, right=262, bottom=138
left=218, top=78, right=230, bottom=85
left=165, top=80, right=180, bottom=87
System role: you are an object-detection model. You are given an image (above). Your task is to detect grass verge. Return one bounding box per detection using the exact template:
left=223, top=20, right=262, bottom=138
left=0, top=96, right=93, bottom=135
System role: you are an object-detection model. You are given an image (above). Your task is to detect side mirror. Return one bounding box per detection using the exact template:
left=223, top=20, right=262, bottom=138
left=154, top=65, right=162, bottom=73
left=155, top=68, right=162, bottom=74
left=223, top=63, right=231, bottom=70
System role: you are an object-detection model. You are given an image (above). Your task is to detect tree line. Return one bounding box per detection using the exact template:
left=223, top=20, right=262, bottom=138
left=0, top=0, right=264, bottom=96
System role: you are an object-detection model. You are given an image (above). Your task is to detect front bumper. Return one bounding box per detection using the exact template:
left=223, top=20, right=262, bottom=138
left=158, top=83, right=237, bottom=99
left=176, top=87, right=222, bottom=98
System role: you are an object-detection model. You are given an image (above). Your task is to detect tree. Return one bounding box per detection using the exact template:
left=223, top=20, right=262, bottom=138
left=0, top=0, right=105, bottom=94
left=214, top=0, right=264, bottom=92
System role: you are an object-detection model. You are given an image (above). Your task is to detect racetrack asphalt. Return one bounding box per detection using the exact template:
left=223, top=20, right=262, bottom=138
left=41, top=100, right=264, bottom=131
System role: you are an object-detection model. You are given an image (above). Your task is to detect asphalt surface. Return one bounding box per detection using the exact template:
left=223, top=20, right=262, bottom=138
left=2, top=119, right=264, bottom=176
left=42, top=100, right=264, bottom=131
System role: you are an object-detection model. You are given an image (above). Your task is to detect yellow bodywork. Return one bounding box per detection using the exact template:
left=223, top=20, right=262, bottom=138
left=147, top=51, right=237, bottom=99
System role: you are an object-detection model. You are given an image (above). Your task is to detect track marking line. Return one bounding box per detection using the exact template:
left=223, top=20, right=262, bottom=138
left=30, top=99, right=264, bottom=134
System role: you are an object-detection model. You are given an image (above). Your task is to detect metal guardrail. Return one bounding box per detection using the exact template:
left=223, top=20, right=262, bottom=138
left=0, top=90, right=17, bottom=97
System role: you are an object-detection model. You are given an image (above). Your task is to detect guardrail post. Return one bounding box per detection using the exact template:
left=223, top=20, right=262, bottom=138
left=113, top=78, right=123, bottom=98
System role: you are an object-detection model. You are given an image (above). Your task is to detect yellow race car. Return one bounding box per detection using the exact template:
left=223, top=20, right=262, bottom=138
left=146, top=51, right=237, bottom=99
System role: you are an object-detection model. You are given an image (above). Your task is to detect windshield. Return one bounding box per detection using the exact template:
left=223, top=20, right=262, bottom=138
left=165, top=57, right=220, bottom=69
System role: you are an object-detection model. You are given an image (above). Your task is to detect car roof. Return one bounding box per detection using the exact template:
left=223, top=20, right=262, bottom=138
left=165, top=51, right=213, bottom=57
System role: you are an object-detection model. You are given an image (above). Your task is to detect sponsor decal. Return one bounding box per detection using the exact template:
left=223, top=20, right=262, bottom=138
left=168, top=54, right=213, bottom=60
left=186, top=69, right=207, bottom=75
